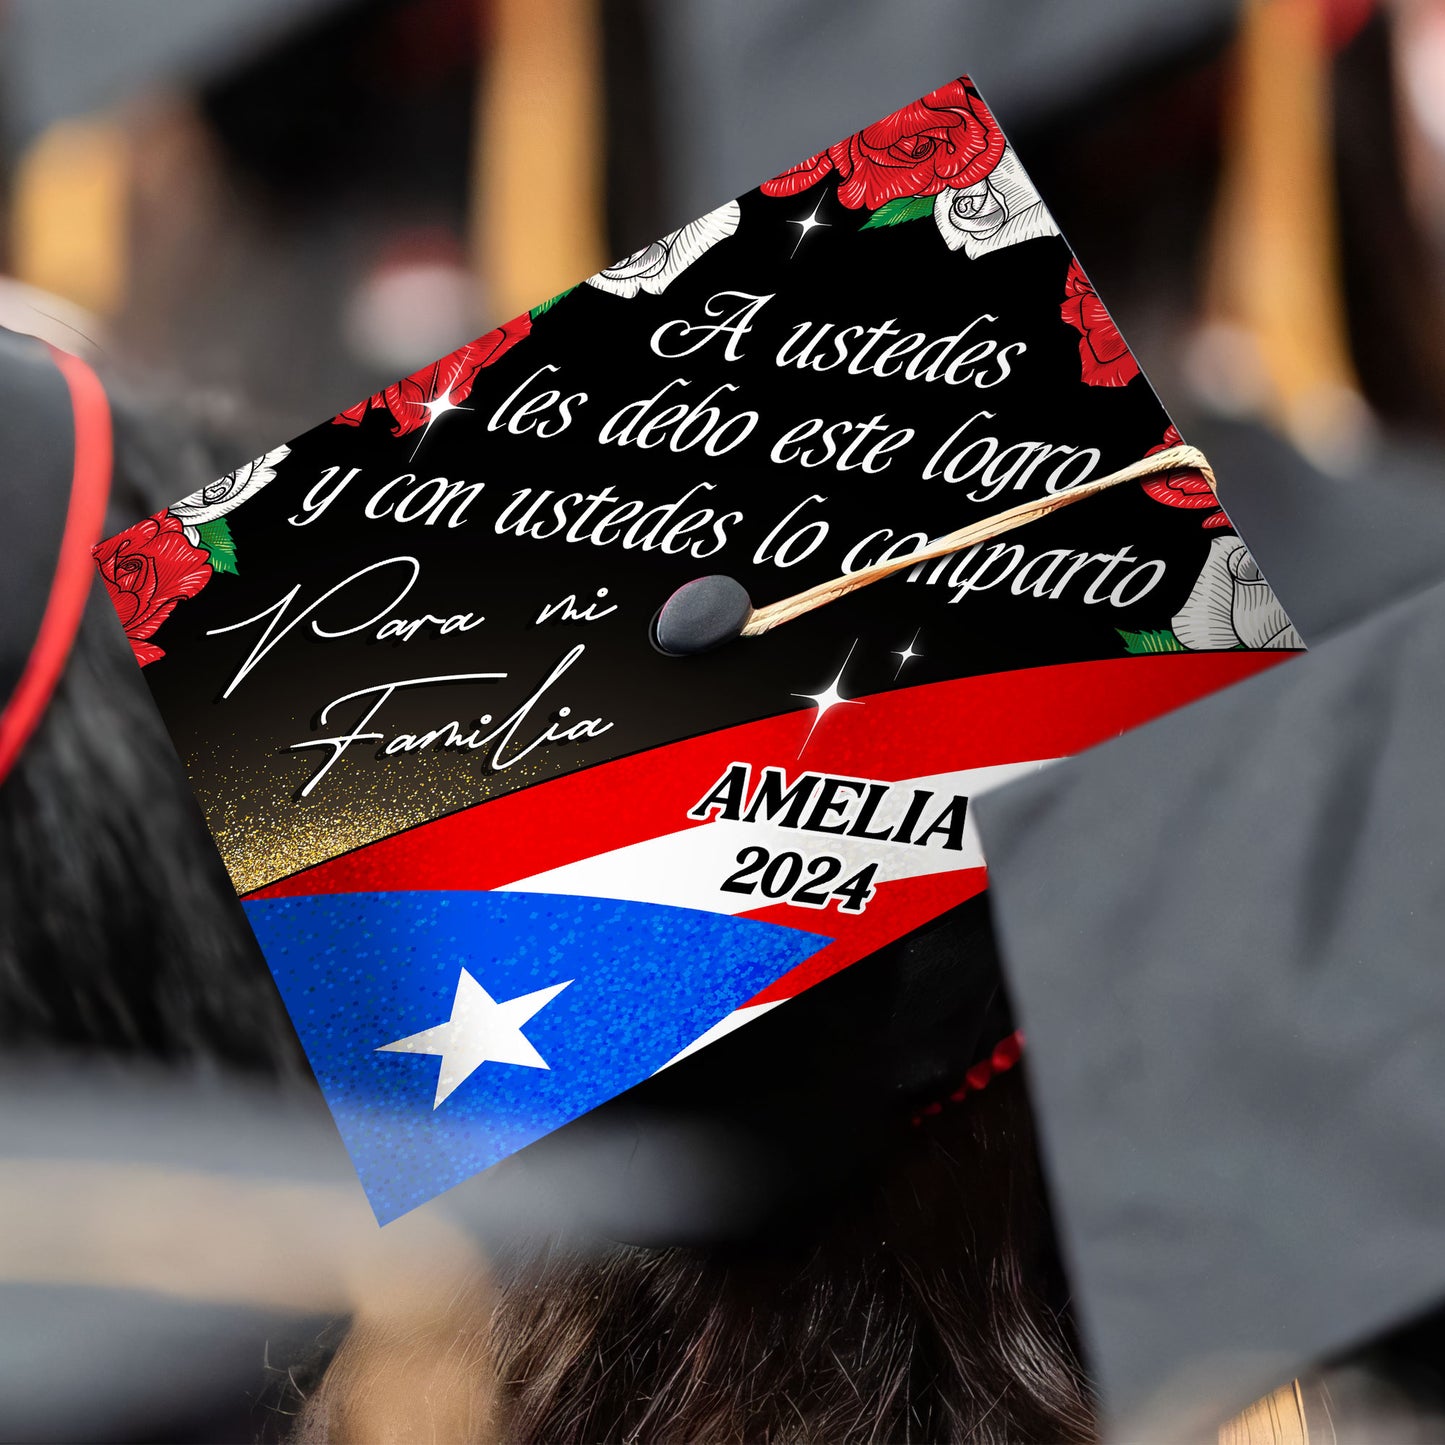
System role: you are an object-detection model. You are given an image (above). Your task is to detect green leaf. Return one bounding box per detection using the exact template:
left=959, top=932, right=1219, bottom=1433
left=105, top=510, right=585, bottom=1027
left=530, top=284, right=578, bottom=320
left=1117, top=627, right=1186, bottom=655
left=859, top=195, right=936, bottom=230
left=196, top=516, right=239, bottom=575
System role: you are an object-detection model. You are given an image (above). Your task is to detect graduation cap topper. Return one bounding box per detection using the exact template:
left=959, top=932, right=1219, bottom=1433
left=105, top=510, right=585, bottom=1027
left=92, top=76, right=1302, bottom=1223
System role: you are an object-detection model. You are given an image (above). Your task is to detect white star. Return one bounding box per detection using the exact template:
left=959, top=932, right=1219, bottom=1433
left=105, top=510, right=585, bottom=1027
left=793, top=640, right=861, bottom=753
left=893, top=629, right=923, bottom=679
left=787, top=197, right=831, bottom=258
left=378, top=969, right=571, bottom=1108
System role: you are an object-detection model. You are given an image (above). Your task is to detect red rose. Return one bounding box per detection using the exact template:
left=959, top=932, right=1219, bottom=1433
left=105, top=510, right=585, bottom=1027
left=759, top=149, right=834, bottom=199
left=759, top=79, right=1006, bottom=210
left=1141, top=425, right=1228, bottom=527
left=333, top=313, right=532, bottom=437
left=1060, top=257, right=1140, bottom=387
left=92, top=509, right=212, bottom=667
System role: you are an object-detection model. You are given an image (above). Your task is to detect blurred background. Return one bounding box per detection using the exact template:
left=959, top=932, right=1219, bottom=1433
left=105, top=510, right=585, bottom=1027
left=2, top=0, right=1444, bottom=465
left=4, top=2, right=1445, bottom=1440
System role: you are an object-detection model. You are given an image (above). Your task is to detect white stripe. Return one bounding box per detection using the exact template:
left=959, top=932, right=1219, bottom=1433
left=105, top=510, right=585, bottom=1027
left=499, top=758, right=1055, bottom=916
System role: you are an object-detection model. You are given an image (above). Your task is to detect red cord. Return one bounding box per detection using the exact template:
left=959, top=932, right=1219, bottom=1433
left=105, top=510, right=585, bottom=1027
left=911, top=1030, right=1026, bottom=1126
left=0, top=345, right=113, bottom=785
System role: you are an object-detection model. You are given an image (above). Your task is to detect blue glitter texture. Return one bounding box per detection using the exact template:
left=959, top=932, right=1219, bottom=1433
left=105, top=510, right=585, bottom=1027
left=244, top=890, right=830, bottom=1223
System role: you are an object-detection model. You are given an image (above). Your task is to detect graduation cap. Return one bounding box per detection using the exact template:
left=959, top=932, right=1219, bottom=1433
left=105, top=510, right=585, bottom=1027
left=86, top=75, right=1303, bottom=1228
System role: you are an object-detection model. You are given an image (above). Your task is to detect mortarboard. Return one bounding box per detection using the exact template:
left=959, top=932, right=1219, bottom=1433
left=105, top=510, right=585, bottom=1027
left=973, top=413, right=1445, bottom=1438
left=86, top=75, right=1304, bottom=1228
left=651, top=0, right=1242, bottom=223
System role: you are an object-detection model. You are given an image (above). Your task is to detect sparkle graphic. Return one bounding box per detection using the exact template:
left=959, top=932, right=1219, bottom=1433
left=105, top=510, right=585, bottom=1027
left=893, top=629, right=923, bottom=679
left=788, top=196, right=831, bottom=258
left=793, top=641, right=861, bottom=753
left=409, top=385, right=471, bottom=460
left=378, top=968, right=571, bottom=1108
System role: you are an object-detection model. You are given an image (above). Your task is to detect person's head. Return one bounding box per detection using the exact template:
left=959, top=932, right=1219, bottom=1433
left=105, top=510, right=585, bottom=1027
left=0, top=324, right=301, bottom=1071
left=296, top=1066, right=1095, bottom=1445
left=0, top=328, right=1093, bottom=1442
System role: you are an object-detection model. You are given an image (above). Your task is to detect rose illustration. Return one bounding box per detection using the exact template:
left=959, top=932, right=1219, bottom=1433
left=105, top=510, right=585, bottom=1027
left=170, top=444, right=291, bottom=544
left=92, top=509, right=213, bottom=667
left=760, top=78, right=1005, bottom=211
left=1141, top=425, right=1228, bottom=529
left=759, top=149, right=834, bottom=199
left=1060, top=257, right=1140, bottom=388
left=933, top=146, right=1059, bottom=258
left=1172, top=535, right=1304, bottom=651
left=586, top=201, right=740, bottom=298
left=333, top=314, right=531, bottom=437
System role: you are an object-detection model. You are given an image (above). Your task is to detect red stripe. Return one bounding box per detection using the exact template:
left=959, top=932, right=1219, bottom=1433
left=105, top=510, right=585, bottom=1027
left=0, top=347, right=112, bottom=785
left=247, top=651, right=1288, bottom=902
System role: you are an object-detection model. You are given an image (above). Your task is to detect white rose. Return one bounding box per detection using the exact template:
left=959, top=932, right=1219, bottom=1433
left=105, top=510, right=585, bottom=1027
left=586, top=201, right=740, bottom=298
left=1172, top=534, right=1305, bottom=650
left=933, top=147, right=1060, bottom=259
left=171, top=444, right=291, bottom=542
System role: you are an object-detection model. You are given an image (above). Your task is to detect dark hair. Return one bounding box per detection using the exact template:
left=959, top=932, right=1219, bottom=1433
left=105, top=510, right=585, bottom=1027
left=0, top=383, right=302, bottom=1073
left=296, top=1069, right=1097, bottom=1445
left=1, top=380, right=1094, bottom=1442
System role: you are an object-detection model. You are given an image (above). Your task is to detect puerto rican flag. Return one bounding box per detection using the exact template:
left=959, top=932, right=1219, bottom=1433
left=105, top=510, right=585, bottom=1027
left=244, top=653, right=1279, bottom=1222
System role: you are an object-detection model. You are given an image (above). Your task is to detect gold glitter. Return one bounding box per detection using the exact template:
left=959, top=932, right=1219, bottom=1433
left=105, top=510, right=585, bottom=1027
left=190, top=738, right=568, bottom=894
